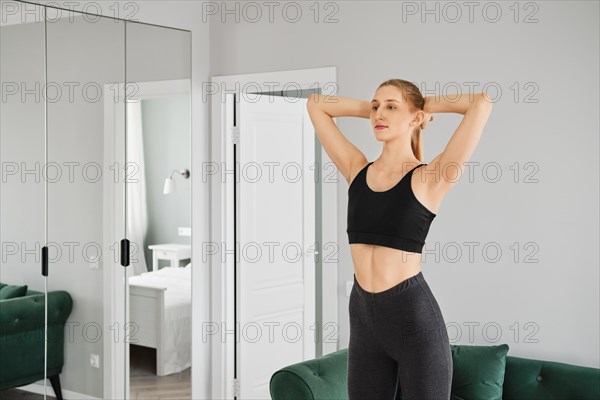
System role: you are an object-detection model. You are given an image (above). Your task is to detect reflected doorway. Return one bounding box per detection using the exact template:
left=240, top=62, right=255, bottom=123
left=125, top=86, right=192, bottom=399
left=104, top=78, right=192, bottom=399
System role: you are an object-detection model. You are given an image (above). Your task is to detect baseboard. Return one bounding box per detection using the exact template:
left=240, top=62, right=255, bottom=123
left=17, top=381, right=102, bottom=400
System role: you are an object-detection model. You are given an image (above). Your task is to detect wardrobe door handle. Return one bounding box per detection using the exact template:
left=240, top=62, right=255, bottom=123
left=120, top=238, right=130, bottom=267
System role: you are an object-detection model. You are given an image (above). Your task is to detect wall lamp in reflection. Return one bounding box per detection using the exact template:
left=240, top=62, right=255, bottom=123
left=163, top=168, right=190, bottom=194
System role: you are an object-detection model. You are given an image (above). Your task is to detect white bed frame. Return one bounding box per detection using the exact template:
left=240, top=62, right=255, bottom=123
left=128, top=283, right=168, bottom=376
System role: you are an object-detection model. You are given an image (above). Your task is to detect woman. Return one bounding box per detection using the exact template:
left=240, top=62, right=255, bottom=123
left=306, top=79, right=493, bottom=400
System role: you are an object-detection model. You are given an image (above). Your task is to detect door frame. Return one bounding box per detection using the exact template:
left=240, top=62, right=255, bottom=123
left=103, top=79, right=191, bottom=399
left=209, top=67, right=338, bottom=399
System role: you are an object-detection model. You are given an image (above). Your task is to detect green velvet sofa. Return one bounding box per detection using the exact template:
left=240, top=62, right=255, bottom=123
left=270, top=346, right=600, bottom=399
left=0, top=284, right=73, bottom=400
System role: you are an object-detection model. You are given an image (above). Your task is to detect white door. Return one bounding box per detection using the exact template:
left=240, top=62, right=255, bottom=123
left=238, top=94, right=317, bottom=399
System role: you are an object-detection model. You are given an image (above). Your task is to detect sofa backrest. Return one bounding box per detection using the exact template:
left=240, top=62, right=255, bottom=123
left=24, top=289, right=43, bottom=296
left=270, top=348, right=600, bottom=400
left=0, top=290, right=73, bottom=328
left=503, top=354, right=600, bottom=400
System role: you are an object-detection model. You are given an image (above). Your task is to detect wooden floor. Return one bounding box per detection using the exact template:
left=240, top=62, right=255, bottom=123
left=0, top=388, right=53, bottom=399
left=130, top=344, right=192, bottom=399
left=0, top=345, right=191, bottom=400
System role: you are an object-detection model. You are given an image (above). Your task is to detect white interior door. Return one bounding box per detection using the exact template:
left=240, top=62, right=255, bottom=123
left=238, top=94, right=316, bottom=399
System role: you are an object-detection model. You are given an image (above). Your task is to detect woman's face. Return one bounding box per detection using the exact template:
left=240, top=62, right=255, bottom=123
left=370, top=85, right=414, bottom=139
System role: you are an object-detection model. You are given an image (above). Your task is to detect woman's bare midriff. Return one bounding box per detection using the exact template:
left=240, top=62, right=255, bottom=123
left=347, top=160, right=444, bottom=293
left=350, top=244, right=423, bottom=293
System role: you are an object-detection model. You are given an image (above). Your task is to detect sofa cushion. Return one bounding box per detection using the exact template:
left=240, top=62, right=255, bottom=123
left=0, top=284, right=28, bottom=300
left=450, top=343, right=510, bottom=400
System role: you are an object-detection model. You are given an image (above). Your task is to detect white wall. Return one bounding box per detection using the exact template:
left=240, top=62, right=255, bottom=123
left=209, top=1, right=599, bottom=369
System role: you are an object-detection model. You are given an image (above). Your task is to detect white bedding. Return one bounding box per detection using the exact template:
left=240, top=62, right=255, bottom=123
left=128, top=264, right=191, bottom=375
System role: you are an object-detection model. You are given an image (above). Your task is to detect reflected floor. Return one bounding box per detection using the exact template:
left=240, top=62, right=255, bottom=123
left=130, top=344, right=191, bottom=400
left=0, top=345, right=191, bottom=400
left=0, top=388, right=54, bottom=399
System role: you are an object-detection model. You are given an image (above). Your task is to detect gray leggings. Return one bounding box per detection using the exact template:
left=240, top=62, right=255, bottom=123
left=348, top=271, right=453, bottom=400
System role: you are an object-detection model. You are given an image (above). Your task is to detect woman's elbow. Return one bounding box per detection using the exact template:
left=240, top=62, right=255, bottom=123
left=479, top=92, right=494, bottom=107
left=307, top=93, right=318, bottom=109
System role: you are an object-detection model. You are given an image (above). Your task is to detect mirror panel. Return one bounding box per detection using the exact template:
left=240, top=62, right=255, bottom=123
left=46, top=7, right=125, bottom=399
left=0, top=1, right=48, bottom=397
left=1, top=3, right=192, bottom=398
left=124, top=21, right=192, bottom=398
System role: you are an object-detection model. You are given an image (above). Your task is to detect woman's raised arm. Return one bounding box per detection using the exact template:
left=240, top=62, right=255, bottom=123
left=426, top=92, right=494, bottom=195
left=306, top=93, right=371, bottom=184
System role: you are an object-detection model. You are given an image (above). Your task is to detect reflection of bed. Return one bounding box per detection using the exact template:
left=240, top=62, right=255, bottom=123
left=128, top=264, right=191, bottom=376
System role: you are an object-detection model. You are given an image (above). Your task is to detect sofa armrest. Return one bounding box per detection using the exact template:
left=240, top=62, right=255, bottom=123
left=0, top=290, right=73, bottom=391
left=270, top=349, right=349, bottom=400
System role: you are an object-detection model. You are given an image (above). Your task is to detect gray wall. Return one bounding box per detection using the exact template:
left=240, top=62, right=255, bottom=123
left=210, top=1, right=599, bottom=368
left=141, top=96, right=191, bottom=270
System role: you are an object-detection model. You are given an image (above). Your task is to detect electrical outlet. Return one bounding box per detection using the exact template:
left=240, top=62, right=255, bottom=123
left=90, top=354, right=100, bottom=369
left=178, top=227, right=191, bottom=236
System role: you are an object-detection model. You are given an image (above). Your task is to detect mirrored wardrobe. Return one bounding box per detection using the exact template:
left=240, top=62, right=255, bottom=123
left=1, top=1, right=192, bottom=399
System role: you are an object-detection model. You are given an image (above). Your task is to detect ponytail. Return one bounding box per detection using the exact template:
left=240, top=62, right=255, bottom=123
left=411, top=126, right=423, bottom=162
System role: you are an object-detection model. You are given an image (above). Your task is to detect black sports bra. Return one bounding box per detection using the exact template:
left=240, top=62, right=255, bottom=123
left=347, top=161, right=436, bottom=253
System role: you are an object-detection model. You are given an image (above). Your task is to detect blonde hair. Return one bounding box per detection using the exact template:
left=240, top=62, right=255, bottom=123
left=376, top=79, right=425, bottom=161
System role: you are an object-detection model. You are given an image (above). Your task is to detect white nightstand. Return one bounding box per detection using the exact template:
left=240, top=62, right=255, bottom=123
left=148, top=243, right=191, bottom=271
